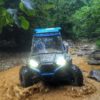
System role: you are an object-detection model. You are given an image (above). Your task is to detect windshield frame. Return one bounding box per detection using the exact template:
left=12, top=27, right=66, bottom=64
left=31, top=36, right=65, bottom=54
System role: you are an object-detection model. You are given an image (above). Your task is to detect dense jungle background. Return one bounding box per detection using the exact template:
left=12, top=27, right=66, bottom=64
left=0, top=0, right=100, bottom=51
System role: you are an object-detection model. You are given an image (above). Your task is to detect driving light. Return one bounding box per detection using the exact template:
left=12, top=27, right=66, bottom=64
left=56, top=57, right=66, bottom=67
left=29, top=59, right=39, bottom=68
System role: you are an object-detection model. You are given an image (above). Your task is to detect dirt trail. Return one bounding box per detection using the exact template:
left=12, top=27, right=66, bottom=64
left=0, top=56, right=100, bottom=100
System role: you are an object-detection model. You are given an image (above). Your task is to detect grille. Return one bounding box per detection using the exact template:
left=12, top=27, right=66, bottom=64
left=40, top=64, right=56, bottom=73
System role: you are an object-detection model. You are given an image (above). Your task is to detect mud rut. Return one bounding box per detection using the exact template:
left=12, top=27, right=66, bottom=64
left=0, top=56, right=100, bottom=100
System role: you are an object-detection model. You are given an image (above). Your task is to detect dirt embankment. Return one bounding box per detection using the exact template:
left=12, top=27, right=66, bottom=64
left=0, top=55, right=100, bottom=100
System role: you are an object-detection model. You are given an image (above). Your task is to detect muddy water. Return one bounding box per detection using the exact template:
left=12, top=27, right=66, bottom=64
left=0, top=56, right=100, bottom=100
left=72, top=55, right=100, bottom=72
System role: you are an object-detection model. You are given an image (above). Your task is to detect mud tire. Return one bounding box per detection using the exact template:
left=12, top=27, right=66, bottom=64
left=19, top=66, right=34, bottom=87
left=72, top=65, right=84, bottom=86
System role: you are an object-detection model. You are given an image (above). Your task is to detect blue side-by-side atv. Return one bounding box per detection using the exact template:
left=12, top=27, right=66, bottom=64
left=19, top=27, right=83, bottom=87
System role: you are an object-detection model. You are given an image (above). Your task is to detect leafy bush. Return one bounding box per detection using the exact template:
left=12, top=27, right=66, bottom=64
left=71, top=0, right=100, bottom=39
left=96, top=39, right=100, bottom=49
left=0, top=0, right=99, bottom=40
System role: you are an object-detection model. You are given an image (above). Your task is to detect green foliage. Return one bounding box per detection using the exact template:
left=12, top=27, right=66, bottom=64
left=46, top=0, right=89, bottom=38
left=0, top=0, right=5, bottom=5
left=0, top=0, right=99, bottom=40
left=0, top=0, right=31, bottom=32
left=0, top=7, right=13, bottom=33
left=19, top=2, right=36, bottom=16
left=43, top=3, right=55, bottom=10
left=0, top=0, right=55, bottom=32
left=19, top=16, right=29, bottom=30
left=71, top=0, right=100, bottom=38
left=96, top=39, right=100, bottom=49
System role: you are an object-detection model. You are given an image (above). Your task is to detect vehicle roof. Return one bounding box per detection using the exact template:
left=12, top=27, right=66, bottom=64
left=33, top=27, right=61, bottom=37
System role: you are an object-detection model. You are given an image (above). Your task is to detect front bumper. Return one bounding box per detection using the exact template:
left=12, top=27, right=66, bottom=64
left=30, top=65, right=70, bottom=80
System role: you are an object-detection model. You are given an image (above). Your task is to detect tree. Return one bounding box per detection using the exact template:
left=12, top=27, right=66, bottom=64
left=71, top=0, right=100, bottom=38
left=0, top=0, right=55, bottom=33
left=0, top=0, right=31, bottom=33
left=1, top=0, right=97, bottom=40
left=47, top=0, right=89, bottom=38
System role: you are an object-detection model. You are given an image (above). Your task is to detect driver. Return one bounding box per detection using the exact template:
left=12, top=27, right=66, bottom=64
left=35, top=39, right=47, bottom=53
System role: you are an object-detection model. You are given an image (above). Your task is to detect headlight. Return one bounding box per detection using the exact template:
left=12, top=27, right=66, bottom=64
left=56, top=57, right=66, bottom=67
left=29, top=59, right=39, bottom=68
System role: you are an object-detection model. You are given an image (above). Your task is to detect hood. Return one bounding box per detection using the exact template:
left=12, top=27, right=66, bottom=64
left=39, top=54, right=56, bottom=63
left=32, top=53, right=65, bottom=64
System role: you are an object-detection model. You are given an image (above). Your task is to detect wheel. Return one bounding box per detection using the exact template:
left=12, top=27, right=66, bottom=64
left=19, top=66, right=38, bottom=87
left=71, top=65, right=83, bottom=86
